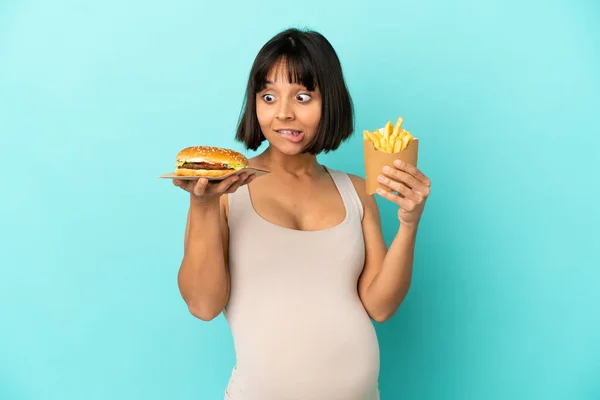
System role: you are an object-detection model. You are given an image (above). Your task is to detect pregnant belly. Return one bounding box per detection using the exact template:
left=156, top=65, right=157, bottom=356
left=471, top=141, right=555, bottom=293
left=226, top=303, right=380, bottom=399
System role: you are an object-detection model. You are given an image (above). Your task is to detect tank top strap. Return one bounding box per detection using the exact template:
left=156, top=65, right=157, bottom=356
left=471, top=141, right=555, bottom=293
left=325, top=167, right=364, bottom=222
left=226, top=184, right=252, bottom=223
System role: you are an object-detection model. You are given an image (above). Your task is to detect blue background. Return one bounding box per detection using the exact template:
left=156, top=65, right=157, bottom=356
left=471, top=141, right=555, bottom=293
left=1, top=0, right=599, bottom=399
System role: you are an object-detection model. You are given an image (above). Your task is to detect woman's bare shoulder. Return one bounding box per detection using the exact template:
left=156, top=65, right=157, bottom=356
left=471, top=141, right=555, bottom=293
left=345, top=172, right=379, bottom=222
left=346, top=173, right=368, bottom=198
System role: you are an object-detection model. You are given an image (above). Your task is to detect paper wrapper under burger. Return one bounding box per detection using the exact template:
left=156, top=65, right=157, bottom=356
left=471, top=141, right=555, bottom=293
left=363, top=138, right=419, bottom=195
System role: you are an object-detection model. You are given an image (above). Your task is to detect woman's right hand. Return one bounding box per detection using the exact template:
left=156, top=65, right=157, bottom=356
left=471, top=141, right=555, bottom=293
left=173, top=172, right=254, bottom=205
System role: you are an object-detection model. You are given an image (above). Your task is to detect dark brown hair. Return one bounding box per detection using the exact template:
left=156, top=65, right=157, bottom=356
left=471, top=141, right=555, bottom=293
left=235, top=28, right=354, bottom=154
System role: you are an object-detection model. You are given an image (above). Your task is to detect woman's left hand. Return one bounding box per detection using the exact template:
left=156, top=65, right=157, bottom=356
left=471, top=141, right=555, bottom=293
left=376, top=159, right=431, bottom=228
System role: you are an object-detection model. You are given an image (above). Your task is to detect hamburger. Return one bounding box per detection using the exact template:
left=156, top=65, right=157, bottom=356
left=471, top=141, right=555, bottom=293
left=175, top=146, right=248, bottom=177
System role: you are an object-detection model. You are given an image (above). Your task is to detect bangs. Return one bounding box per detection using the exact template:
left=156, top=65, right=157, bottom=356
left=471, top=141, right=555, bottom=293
left=252, top=48, right=318, bottom=93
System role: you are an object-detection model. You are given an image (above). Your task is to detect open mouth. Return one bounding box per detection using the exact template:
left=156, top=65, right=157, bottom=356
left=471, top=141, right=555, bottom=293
left=275, top=129, right=303, bottom=136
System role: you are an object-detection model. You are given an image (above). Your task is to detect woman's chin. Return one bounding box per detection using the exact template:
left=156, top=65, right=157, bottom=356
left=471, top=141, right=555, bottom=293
left=271, top=146, right=304, bottom=156
left=266, top=136, right=312, bottom=156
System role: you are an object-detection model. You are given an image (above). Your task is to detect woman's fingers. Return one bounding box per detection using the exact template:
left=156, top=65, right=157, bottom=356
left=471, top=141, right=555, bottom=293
left=392, top=160, right=431, bottom=187
left=376, top=187, right=416, bottom=211
left=174, top=179, right=193, bottom=193
left=381, top=166, right=430, bottom=197
left=175, top=172, right=256, bottom=198
left=192, top=178, right=209, bottom=196
left=223, top=173, right=246, bottom=193
left=377, top=174, right=412, bottom=198
left=247, top=174, right=258, bottom=184
left=210, top=174, right=240, bottom=194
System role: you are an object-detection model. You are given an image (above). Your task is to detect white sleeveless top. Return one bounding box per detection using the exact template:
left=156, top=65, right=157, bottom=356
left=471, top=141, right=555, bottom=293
left=223, top=167, right=380, bottom=400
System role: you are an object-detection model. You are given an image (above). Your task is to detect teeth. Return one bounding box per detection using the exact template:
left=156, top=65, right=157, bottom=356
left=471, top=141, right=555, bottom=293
left=278, top=130, right=300, bottom=136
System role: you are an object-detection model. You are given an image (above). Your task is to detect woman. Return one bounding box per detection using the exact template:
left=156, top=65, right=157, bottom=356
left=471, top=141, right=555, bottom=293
left=173, top=28, right=431, bottom=400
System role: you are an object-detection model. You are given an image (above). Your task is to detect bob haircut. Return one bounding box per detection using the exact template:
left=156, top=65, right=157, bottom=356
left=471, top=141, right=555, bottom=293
left=235, top=28, right=354, bottom=155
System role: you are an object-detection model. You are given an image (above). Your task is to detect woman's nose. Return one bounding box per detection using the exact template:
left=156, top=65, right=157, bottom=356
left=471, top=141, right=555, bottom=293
left=276, top=99, right=294, bottom=120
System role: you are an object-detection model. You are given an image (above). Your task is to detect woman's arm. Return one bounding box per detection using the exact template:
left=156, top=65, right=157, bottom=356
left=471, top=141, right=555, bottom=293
left=177, top=195, right=231, bottom=321
left=358, top=193, right=418, bottom=323
left=349, top=162, right=431, bottom=323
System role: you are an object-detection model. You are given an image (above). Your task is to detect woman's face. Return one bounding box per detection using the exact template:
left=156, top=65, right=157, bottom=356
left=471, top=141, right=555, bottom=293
left=255, top=61, right=322, bottom=155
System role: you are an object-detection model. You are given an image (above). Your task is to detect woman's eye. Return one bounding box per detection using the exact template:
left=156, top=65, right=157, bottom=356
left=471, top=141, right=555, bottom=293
left=262, top=94, right=275, bottom=102
left=297, top=94, right=311, bottom=102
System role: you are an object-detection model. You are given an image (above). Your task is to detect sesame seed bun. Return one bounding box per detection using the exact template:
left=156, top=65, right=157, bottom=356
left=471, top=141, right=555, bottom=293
left=174, top=146, right=248, bottom=177
left=176, top=146, right=248, bottom=165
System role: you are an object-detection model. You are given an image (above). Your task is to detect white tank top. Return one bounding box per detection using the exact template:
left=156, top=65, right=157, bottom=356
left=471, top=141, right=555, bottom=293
left=223, top=167, right=380, bottom=400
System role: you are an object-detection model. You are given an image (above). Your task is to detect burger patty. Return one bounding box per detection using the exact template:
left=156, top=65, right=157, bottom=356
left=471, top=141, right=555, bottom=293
left=179, top=162, right=233, bottom=170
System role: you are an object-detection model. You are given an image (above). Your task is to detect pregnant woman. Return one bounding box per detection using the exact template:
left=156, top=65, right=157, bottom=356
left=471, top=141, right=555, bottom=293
left=173, top=27, right=431, bottom=400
